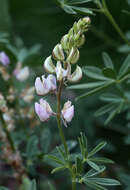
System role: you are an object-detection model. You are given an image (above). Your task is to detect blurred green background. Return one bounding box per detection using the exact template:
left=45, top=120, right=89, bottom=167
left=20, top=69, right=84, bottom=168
left=0, top=0, right=130, bottom=189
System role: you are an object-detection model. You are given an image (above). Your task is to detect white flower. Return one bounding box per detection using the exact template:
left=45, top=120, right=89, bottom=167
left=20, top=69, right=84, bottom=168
left=35, top=99, right=53, bottom=122
left=61, top=101, right=74, bottom=123
left=35, top=74, right=56, bottom=95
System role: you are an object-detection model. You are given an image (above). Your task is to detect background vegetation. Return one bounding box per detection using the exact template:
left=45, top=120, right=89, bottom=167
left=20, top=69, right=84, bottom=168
left=0, top=0, right=130, bottom=189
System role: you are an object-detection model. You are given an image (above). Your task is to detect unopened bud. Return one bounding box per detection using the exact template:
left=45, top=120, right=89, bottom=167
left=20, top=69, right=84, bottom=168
left=68, top=65, right=82, bottom=83
left=76, top=34, right=85, bottom=48
left=52, top=44, right=65, bottom=61
left=61, top=34, right=70, bottom=50
left=82, top=17, right=91, bottom=24
left=44, top=56, right=55, bottom=73
left=77, top=17, right=91, bottom=32
left=67, top=47, right=79, bottom=64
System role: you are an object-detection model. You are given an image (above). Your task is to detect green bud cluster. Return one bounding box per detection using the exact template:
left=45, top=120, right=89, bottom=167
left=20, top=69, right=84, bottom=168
left=61, top=17, right=91, bottom=52
left=44, top=17, right=91, bottom=83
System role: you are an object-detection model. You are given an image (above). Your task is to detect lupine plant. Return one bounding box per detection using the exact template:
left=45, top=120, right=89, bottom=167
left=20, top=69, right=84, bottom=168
left=1, top=0, right=130, bottom=189
left=34, top=17, right=120, bottom=190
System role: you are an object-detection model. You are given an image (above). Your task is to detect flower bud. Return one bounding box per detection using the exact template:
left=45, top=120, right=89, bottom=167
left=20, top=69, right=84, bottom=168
left=67, top=47, right=79, bottom=64
left=35, top=74, right=56, bottom=95
left=76, top=34, right=85, bottom=48
left=61, top=101, right=74, bottom=123
left=68, top=65, right=82, bottom=83
left=52, top=44, right=65, bottom=61
left=35, top=99, right=53, bottom=122
left=77, top=17, right=91, bottom=32
left=44, top=56, right=55, bottom=73
left=0, top=52, right=10, bottom=66
left=61, top=34, right=70, bottom=50
left=82, top=17, right=91, bottom=25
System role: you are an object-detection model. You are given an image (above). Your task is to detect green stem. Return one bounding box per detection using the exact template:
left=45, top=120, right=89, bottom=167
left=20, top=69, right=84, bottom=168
left=0, top=112, right=16, bottom=152
left=72, top=181, right=76, bottom=190
left=101, top=0, right=130, bottom=45
left=56, top=80, right=69, bottom=156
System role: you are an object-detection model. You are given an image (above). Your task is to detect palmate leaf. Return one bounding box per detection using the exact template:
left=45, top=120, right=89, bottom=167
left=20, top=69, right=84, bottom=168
left=57, top=0, right=94, bottom=15
left=75, top=81, right=114, bottom=100
left=47, top=155, right=65, bottom=165
left=71, top=6, right=93, bottom=15
left=95, top=101, right=124, bottom=125
left=102, top=52, right=114, bottom=69
left=102, top=68, right=116, bottom=79
left=83, top=177, right=120, bottom=190
left=62, top=5, right=77, bottom=14
left=83, top=180, right=107, bottom=190
left=83, top=66, right=111, bottom=80
left=68, top=81, right=107, bottom=89
left=90, top=157, right=114, bottom=164
left=68, top=0, right=92, bottom=5
left=100, top=93, right=123, bottom=103
left=50, top=140, right=77, bottom=156
left=87, top=159, right=100, bottom=171
left=84, top=166, right=106, bottom=178
left=95, top=103, right=117, bottom=117
left=45, top=140, right=77, bottom=166
left=104, top=101, right=124, bottom=125
left=88, top=141, right=107, bottom=158
left=118, top=54, right=130, bottom=78
left=88, top=177, right=121, bottom=186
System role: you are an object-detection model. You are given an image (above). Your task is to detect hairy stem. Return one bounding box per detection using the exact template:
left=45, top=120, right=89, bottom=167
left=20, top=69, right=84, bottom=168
left=56, top=80, right=69, bottom=156
left=0, top=112, right=16, bottom=152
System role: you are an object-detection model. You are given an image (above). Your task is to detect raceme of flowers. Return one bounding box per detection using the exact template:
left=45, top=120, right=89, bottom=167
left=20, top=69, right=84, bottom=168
left=34, top=17, right=91, bottom=126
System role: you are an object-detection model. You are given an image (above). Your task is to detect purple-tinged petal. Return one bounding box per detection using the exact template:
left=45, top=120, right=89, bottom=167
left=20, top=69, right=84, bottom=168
left=47, top=74, right=57, bottom=91
left=35, top=77, right=49, bottom=95
left=35, top=102, right=50, bottom=121
left=0, top=52, right=10, bottom=66
left=62, top=101, right=74, bottom=123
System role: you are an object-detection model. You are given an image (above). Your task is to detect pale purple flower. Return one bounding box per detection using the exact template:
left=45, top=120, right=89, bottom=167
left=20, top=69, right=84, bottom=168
left=13, top=62, right=29, bottom=81
left=61, top=101, right=74, bottom=123
left=16, top=66, right=29, bottom=81
left=0, top=52, right=10, bottom=66
left=35, top=99, right=53, bottom=122
left=35, top=74, right=56, bottom=96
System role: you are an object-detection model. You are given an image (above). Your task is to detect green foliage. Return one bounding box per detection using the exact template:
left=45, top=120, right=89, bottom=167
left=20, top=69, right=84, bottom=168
left=56, top=0, right=94, bottom=15
left=0, top=0, right=130, bottom=189
left=47, top=133, right=120, bottom=190
left=69, top=52, right=130, bottom=124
